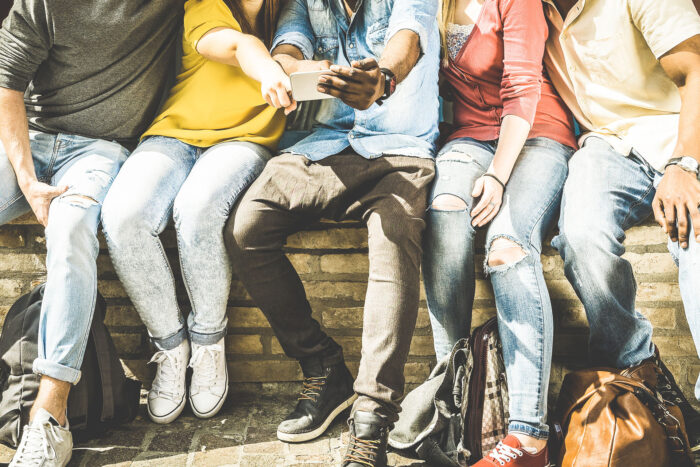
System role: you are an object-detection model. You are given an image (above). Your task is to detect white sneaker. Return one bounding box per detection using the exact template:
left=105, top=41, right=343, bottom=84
left=147, top=339, right=189, bottom=424
left=10, top=408, right=72, bottom=467
left=189, top=337, right=229, bottom=418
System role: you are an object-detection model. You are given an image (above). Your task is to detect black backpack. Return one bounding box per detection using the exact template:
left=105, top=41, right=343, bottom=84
left=0, top=284, right=142, bottom=448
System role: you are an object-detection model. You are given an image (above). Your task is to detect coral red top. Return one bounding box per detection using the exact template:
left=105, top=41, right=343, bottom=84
left=443, top=0, right=577, bottom=149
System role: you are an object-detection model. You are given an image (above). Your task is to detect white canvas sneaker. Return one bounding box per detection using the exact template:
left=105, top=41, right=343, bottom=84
left=9, top=408, right=72, bottom=467
left=147, top=339, right=190, bottom=424
left=189, top=337, right=229, bottom=418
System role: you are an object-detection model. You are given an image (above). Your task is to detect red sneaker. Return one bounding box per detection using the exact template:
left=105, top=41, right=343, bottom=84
left=472, top=435, right=550, bottom=467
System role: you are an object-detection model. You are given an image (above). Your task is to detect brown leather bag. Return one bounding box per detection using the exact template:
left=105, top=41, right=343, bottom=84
left=552, top=361, right=694, bottom=467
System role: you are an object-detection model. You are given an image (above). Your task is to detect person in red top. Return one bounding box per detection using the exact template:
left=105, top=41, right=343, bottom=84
left=422, top=0, right=576, bottom=465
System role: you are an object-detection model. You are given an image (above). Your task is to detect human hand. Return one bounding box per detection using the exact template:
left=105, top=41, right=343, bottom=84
left=317, top=58, right=384, bottom=110
left=470, top=174, right=505, bottom=227
left=20, top=179, right=68, bottom=227
left=261, top=64, right=298, bottom=115
left=652, top=164, right=700, bottom=248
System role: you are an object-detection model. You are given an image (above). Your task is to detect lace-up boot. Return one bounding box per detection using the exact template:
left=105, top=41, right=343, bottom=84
left=189, top=337, right=229, bottom=418
left=473, top=435, right=550, bottom=467
left=147, top=339, right=189, bottom=424
left=655, top=357, right=700, bottom=451
left=9, top=408, right=72, bottom=467
left=342, top=410, right=389, bottom=467
left=276, top=355, right=356, bottom=442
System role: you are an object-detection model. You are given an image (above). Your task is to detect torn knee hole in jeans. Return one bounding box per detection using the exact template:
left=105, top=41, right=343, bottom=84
left=59, top=193, right=99, bottom=209
left=430, top=194, right=468, bottom=211
left=485, top=236, right=528, bottom=274
left=437, top=145, right=479, bottom=164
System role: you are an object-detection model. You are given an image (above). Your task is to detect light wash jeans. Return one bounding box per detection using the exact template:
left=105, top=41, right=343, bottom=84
left=0, top=131, right=128, bottom=383
left=101, top=136, right=270, bottom=350
left=553, top=136, right=700, bottom=400
left=423, top=136, right=574, bottom=440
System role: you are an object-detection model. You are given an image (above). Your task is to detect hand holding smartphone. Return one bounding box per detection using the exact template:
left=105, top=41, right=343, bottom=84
left=290, top=70, right=337, bottom=101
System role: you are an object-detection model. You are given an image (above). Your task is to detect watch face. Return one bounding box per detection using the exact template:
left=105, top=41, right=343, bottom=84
left=388, top=75, right=396, bottom=96
left=680, top=157, right=700, bottom=172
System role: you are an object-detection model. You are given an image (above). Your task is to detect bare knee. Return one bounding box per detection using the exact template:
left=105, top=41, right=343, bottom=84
left=431, top=194, right=467, bottom=211
left=487, top=237, right=527, bottom=267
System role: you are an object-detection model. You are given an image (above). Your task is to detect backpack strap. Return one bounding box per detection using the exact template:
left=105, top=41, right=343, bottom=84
left=89, top=300, right=115, bottom=422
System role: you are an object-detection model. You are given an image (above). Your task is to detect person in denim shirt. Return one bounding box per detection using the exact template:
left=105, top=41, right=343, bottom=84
left=225, top=0, right=439, bottom=464
left=269, top=0, right=439, bottom=160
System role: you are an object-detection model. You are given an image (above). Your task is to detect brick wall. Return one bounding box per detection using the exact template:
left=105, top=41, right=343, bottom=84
left=0, top=213, right=698, bottom=408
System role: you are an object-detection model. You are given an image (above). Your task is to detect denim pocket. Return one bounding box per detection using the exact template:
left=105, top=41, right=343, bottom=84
left=367, top=20, right=389, bottom=55
left=314, top=36, right=339, bottom=56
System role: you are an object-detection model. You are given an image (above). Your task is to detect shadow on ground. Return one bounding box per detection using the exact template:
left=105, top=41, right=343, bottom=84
left=0, top=392, right=425, bottom=466
left=2, top=392, right=698, bottom=466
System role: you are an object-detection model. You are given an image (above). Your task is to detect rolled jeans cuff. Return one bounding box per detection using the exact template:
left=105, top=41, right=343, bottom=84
left=33, top=358, right=81, bottom=385
left=189, top=327, right=227, bottom=346
left=152, top=326, right=188, bottom=351
left=508, top=421, right=549, bottom=440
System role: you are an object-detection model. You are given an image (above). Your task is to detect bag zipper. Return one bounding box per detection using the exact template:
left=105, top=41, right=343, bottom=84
left=466, top=318, right=498, bottom=459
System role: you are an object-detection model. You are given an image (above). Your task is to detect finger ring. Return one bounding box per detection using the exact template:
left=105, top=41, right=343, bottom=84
left=488, top=202, right=496, bottom=208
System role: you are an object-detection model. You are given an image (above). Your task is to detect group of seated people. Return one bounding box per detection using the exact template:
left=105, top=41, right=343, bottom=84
left=1, top=0, right=700, bottom=466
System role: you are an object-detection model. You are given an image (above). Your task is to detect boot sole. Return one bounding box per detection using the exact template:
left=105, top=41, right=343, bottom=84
left=277, top=393, right=358, bottom=443
left=147, top=393, right=187, bottom=424
left=190, top=370, right=230, bottom=419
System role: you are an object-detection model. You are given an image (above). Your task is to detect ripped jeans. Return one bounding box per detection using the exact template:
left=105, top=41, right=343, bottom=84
left=423, top=136, right=574, bottom=439
left=0, top=130, right=128, bottom=383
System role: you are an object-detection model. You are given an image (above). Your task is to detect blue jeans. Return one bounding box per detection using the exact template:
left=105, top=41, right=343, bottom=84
left=423, top=136, right=574, bottom=440
left=0, top=131, right=128, bottom=383
left=553, top=137, right=699, bottom=397
left=101, top=136, right=270, bottom=350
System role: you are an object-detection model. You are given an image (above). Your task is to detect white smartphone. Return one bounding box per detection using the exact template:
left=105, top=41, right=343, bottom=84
left=290, top=70, right=336, bottom=102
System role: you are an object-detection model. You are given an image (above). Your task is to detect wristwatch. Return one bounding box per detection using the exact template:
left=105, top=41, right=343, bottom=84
left=665, top=156, right=700, bottom=177
left=375, top=67, right=397, bottom=106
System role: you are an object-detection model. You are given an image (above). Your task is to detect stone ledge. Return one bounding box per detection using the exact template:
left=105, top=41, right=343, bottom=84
left=1, top=212, right=698, bottom=410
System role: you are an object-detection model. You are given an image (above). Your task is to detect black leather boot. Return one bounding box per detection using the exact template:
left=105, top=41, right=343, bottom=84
left=656, top=358, right=700, bottom=451
left=342, top=411, right=390, bottom=467
left=276, top=355, right=356, bottom=443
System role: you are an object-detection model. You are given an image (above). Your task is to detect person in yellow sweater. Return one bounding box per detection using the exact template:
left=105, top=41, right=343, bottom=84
left=101, top=0, right=296, bottom=424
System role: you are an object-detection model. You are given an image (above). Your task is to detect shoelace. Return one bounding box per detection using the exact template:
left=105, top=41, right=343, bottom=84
left=149, top=349, right=182, bottom=400
left=488, top=441, right=523, bottom=465
left=298, top=376, right=327, bottom=402
left=13, top=423, right=56, bottom=466
left=344, top=436, right=380, bottom=467
left=189, top=344, right=222, bottom=392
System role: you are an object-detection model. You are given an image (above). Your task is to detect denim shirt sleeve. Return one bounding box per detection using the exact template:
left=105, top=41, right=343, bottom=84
left=271, top=0, right=315, bottom=60
left=385, top=0, right=438, bottom=55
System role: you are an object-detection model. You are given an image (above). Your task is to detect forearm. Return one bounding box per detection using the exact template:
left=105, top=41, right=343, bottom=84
left=672, top=70, right=700, bottom=164
left=272, top=45, right=305, bottom=75
left=0, top=87, right=36, bottom=188
left=236, top=35, right=286, bottom=83
left=490, top=115, right=531, bottom=182
left=378, top=29, right=420, bottom=83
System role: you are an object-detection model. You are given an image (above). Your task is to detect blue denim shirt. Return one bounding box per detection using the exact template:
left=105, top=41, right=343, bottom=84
left=272, top=0, right=440, bottom=160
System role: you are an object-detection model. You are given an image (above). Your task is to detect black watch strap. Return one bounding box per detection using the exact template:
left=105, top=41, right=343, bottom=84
left=376, top=67, right=396, bottom=105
